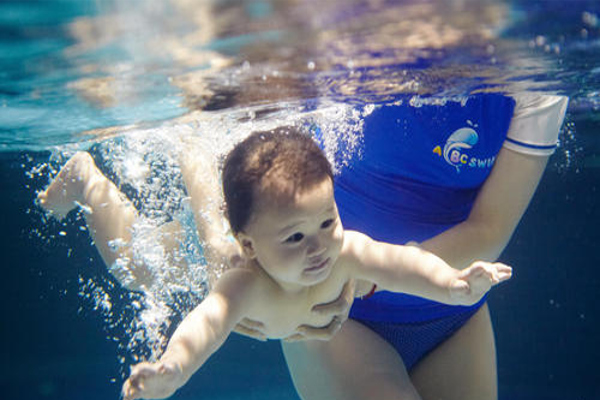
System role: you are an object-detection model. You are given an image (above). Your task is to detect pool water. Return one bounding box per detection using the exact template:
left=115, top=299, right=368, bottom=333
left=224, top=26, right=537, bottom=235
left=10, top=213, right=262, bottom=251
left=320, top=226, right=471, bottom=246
left=1, top=1, right=599, bottom=399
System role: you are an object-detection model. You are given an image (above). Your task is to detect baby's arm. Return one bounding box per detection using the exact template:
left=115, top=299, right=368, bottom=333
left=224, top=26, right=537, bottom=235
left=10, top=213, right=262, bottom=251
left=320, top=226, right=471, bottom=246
left=346, top=231, right=512, bottom=306
left=446, top=260, right=512, bottom=305
left=122, top=269, right=257, bottom=400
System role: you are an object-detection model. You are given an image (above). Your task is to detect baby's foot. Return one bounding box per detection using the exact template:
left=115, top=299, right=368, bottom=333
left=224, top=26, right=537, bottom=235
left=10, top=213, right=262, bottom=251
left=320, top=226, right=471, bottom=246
left=37, top=152, right=96, bottom=220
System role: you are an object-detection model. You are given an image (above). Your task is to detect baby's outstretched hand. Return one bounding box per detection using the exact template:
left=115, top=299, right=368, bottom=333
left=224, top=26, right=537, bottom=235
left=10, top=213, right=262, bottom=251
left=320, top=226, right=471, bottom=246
left=122, top=361, right=184, bottom=400
left=449, top=261, right=512, bottom=305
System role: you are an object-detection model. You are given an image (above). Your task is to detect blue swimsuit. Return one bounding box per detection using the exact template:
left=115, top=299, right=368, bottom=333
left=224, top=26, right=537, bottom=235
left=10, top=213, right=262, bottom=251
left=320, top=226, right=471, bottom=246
left=334, top=94, right=516, bottom=370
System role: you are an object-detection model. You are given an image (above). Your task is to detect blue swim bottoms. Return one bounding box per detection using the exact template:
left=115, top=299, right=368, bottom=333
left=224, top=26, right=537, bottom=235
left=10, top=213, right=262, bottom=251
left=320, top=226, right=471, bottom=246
left=354, top=303, right=482, bottom=371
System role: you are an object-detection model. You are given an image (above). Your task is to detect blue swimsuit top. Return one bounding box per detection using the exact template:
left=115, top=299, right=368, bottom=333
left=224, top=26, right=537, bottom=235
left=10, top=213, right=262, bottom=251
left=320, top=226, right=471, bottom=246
left=333, top=94, right=516, bottom=322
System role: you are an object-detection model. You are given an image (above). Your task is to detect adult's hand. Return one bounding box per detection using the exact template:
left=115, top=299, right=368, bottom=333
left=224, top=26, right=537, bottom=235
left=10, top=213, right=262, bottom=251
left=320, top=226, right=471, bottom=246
left=233, top=279, right=356, bottom=342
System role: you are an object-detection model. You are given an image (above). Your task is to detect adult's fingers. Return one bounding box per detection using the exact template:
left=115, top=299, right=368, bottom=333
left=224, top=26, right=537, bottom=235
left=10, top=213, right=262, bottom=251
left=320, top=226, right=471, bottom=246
left=311, top=279, right=355, bottom=316
left=283, top=333, right=305, bottom=343
left=295, top=316, right=343, bottom=341
left=238, top=318, right=266, bottom=330
left=233, top=318, right=267, bottom=341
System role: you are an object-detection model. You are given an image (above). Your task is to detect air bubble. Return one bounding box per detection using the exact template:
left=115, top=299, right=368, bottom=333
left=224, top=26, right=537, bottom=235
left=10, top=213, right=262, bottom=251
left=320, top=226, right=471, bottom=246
left=582, top=11, right=598, bottom=28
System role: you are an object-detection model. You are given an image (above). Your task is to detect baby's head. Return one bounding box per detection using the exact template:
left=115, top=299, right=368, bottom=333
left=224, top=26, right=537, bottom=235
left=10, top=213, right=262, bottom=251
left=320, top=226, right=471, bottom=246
left=222, top=127, right=343, bottom=289
left=223, top=126, right=334, bottom=234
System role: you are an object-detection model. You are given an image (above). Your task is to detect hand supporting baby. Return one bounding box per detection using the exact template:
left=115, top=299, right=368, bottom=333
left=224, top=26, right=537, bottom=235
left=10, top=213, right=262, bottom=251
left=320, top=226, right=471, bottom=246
left=234, top=279, right=356, bottom=342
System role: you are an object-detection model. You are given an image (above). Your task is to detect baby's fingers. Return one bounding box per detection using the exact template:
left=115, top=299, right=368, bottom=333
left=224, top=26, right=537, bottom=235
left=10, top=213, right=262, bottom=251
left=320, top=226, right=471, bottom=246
left=493, top=263, right=513, bottom=283
left=482, top=262, right=512, bottom=285
left=460, top=262, right=488, bottom=280
left=130, top=363, right=156, bottom=380
left=122, top=379, right=141, bottom=400
left=463, top=261, right=512, bottom=285
left=125, top=363, right=156, bottom=395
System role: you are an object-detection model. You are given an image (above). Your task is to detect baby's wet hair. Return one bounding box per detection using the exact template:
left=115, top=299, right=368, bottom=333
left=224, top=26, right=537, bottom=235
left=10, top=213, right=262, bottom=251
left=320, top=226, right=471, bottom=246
left=222, top=126, right=333, bottom=234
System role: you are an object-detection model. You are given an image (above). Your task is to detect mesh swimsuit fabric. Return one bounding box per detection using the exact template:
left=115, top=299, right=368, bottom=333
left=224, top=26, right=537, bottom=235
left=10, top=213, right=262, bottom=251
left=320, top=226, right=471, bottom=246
left=357, top=305, right=480, bottom=370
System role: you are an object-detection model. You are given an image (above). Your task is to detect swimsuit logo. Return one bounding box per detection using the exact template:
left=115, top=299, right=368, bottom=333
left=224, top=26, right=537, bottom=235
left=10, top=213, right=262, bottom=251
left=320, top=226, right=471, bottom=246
left=432, top=127, right=496, bottom=172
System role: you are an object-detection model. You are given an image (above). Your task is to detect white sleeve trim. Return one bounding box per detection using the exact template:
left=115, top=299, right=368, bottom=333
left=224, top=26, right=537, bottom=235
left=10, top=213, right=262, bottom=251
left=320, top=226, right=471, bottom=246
left=503, top=94, right=569, bottom=156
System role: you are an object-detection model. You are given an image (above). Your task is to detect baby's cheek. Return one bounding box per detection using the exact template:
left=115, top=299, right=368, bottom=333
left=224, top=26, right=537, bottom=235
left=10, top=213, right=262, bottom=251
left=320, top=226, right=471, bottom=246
left=330, top=227, right=344, bottom=255
left=280, top=247, right=302, bottom=265
left=333, top=224, right=344, bottom=243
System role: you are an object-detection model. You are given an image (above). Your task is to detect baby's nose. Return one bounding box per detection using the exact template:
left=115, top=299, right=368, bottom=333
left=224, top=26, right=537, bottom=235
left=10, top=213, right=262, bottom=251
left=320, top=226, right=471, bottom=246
left=307, top=237, right=326, bottom=256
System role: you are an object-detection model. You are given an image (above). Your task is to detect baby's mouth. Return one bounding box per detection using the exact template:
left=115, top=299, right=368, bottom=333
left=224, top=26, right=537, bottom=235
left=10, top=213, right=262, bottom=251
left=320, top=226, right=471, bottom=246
left=304, top=258, right=330, bottom=274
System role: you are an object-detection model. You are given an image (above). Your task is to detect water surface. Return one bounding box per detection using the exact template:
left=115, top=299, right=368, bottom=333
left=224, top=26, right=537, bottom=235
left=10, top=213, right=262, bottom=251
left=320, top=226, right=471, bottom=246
left=1, top=1, right=599, bottom=399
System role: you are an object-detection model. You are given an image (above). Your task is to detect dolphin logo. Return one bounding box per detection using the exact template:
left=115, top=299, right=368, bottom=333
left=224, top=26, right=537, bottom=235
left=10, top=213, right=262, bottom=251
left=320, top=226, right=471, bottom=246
left=443, top=127, right=479, bottom=171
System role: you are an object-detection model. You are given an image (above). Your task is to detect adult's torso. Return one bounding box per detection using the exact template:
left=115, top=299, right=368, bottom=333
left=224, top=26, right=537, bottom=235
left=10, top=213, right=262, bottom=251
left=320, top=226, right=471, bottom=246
left=333, top=94, right=515, bottom=322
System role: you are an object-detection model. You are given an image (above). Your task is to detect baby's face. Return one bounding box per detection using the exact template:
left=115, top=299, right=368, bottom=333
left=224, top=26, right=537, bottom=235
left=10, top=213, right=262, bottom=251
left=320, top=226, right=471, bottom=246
left=239, top=178, right=344, bottom=292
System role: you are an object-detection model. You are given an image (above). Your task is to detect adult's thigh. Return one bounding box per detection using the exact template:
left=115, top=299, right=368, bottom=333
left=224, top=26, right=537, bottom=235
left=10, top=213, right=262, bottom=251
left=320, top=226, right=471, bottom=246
left=282, top=319, right=421, bottom=400
left=410, top=303, right=498, bottom=400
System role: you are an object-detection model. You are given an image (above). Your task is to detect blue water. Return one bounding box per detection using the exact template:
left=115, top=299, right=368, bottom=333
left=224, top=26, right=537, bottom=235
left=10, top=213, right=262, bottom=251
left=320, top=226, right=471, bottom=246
left=1, top=0, right=599, bottom=399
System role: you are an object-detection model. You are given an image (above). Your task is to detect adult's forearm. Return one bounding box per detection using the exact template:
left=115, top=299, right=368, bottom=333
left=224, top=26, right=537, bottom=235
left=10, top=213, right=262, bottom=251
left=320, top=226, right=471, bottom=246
left=418, top=219, right=513, bottom=270
left=419, top=148, right=550, bottom=270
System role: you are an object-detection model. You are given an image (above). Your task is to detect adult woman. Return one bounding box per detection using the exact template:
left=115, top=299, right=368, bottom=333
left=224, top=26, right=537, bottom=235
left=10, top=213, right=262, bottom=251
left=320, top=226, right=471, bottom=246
left=39, top=91, right=566, bottom=400
left=281, top=93, right=568, bottom=400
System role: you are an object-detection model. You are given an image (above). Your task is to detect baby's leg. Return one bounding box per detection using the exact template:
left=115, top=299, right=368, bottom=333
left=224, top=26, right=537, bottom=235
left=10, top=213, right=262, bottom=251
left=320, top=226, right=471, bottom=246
left=38, top=152, right=158, bottom=290
left=179, top=144, right=242, bottom=273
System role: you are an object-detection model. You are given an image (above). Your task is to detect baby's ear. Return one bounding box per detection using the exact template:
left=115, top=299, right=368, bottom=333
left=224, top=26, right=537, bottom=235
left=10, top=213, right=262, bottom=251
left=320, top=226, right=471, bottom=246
left=235, top=232, right=257, bottom=259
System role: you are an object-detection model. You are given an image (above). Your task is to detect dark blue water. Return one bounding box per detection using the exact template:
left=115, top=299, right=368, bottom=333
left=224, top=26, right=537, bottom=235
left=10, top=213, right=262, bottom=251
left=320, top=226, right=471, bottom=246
left=1, top=1, right=599, bottom=399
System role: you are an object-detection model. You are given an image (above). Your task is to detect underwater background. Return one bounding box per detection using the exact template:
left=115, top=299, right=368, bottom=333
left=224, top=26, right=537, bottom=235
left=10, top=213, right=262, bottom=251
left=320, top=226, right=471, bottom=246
left=1, top=1, right=599, bottom=399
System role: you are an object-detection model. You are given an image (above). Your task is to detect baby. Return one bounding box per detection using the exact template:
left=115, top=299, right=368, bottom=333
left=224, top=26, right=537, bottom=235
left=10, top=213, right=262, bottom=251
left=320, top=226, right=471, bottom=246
left=39, top=127, right=511, bottom=400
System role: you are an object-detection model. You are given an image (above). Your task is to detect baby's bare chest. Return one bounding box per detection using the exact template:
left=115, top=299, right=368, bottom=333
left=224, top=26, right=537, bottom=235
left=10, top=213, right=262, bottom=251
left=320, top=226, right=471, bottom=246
left=248, top=275, right=351, bottom=339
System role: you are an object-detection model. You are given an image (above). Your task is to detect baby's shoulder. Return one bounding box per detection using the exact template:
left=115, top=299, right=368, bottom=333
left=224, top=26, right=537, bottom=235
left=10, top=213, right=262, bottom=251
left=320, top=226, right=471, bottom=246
left=213, top=264, right=266, bottom=297
left=337, top=230, right=386, bottom=293
left=340, top=230, right=374, bottom=261
left=210, top=265, right=281, bottom=318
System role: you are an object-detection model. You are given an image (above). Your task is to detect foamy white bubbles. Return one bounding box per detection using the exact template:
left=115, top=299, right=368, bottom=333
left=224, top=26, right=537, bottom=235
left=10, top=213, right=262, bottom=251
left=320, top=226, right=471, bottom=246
left=40, top=99, right=368, bottom=370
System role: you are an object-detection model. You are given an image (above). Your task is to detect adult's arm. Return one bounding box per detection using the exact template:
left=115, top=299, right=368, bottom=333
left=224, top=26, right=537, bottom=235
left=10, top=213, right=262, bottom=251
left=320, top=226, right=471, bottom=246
left=417, top=147, right=548, bottom=268
left=418, top=94, right=568, bottom=268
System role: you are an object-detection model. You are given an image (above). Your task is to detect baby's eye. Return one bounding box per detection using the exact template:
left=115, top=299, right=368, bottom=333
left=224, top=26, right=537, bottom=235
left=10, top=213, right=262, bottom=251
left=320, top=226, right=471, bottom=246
left=284, top=233, right=304, bottom=244
left=321, top=219, right=335, bottom=229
